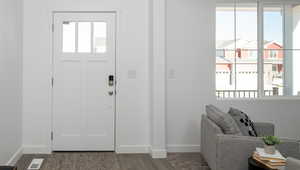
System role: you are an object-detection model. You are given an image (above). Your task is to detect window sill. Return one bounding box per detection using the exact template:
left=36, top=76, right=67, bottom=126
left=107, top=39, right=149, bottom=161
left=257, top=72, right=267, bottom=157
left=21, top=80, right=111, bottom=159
left=217, top=96, right=300, bottom=101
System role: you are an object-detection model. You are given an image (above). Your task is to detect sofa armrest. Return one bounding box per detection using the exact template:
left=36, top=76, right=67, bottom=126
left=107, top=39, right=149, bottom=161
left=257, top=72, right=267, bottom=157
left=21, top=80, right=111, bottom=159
left=216, top=134, right=264, bottom=170
left=216, top=135, right=300, bottom=170
left=278, top=138, right=300, bottom=159
left=254, top=122, right=275, bottom=137
left=201, top=115, right=223, bottom=170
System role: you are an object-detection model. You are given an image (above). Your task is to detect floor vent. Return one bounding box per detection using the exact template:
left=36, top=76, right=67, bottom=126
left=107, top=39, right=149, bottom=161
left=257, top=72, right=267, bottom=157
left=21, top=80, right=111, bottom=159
left=27, top=158, right=44, bottom=170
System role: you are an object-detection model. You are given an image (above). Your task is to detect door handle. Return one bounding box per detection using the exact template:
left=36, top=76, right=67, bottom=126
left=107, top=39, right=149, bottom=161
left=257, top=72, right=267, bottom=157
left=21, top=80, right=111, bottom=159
left=108, top=91, right=114, bottom=96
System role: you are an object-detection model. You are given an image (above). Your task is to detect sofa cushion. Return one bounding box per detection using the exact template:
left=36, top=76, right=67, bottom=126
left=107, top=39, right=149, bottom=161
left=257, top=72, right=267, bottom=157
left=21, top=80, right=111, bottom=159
left=206, top=105, right=242, bottom=135
left=228, top=107, right=258, bottom=137
left=286, top=157, right=300, bottom=170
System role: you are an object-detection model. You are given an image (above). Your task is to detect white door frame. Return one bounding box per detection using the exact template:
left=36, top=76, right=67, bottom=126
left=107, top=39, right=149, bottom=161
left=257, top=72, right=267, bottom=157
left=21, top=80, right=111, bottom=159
left=50, top=11, right=118, bottom=152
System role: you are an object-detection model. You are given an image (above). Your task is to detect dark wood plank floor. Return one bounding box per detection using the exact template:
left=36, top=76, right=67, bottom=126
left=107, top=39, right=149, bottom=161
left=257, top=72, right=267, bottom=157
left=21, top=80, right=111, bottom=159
left=16, top=152, right=210, bottom=170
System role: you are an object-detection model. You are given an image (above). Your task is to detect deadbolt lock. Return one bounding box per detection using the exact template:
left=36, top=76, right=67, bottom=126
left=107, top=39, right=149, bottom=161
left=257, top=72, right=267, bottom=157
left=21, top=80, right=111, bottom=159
left=108, top=75, right=114, bottom=86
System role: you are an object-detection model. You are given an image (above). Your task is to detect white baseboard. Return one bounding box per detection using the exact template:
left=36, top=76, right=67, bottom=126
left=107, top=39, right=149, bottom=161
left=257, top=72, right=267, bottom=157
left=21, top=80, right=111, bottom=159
left=6, top=147, right=23, bottom=166
left=167, top=145, right=200, bottom=153
left=21, top=144, right=200, bottom=154
left=116, top=145, right=150, bottom=154
left=23, top=145, right=51, bottom=154
left=150, top=148, right=167, bottom=158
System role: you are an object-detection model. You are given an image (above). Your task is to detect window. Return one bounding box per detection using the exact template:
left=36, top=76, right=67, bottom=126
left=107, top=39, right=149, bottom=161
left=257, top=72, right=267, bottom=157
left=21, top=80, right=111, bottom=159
left=62, top=21, right=107, bottom=54
left=63, top=22, right=76, bottom=53
left=269, top=51, right=277, bottom=58
left=93, top=22, right=107, bottom=53
left=78, top=22, right=92, bottom=53
left=216, top=3, right=258, bottom=98
left=216, top=1, right=300, bottom=98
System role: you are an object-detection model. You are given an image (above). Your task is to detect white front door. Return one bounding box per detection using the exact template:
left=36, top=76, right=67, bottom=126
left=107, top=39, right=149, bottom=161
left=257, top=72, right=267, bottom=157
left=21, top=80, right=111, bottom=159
left=53, top=13, right=116, bottom=151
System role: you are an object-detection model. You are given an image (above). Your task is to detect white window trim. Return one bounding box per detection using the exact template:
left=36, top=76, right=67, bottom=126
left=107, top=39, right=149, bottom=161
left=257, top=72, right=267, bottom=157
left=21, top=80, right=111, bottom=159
left=216, top=0, right=300, bottom=99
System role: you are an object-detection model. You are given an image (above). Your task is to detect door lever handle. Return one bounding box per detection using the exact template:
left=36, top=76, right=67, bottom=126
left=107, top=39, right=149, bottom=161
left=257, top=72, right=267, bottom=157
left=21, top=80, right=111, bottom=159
left=108, top=91, right=114, bottom=96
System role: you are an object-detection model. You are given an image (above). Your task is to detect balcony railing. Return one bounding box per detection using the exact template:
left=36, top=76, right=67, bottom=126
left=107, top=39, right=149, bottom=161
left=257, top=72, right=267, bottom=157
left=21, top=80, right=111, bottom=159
left=216, top=90, right=275, bottom=98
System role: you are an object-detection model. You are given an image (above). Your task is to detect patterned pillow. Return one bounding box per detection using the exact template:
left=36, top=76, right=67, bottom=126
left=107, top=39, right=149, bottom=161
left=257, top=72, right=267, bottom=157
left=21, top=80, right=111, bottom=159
left=228, top=107, right=258, bottom=137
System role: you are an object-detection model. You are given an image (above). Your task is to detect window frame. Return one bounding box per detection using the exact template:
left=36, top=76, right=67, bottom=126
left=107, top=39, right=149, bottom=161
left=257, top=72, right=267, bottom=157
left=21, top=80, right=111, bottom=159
left=62, top=21, right=108, bottom=54
left=216, top=0, right=300, bottom=99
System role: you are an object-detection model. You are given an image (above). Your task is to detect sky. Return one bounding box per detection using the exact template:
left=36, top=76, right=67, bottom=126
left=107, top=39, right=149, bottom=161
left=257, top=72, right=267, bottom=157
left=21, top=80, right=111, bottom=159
left=216, top=8, right=283, bottom=45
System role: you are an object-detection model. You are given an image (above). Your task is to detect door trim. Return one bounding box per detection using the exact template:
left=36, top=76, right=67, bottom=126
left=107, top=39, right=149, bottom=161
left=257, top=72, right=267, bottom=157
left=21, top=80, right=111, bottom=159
left=50, top=11, right=118, bottom=152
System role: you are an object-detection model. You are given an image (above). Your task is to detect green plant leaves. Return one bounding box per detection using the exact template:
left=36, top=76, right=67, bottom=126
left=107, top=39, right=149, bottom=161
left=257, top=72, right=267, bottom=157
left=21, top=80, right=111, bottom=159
left=263, top=136, right=281, bottom=146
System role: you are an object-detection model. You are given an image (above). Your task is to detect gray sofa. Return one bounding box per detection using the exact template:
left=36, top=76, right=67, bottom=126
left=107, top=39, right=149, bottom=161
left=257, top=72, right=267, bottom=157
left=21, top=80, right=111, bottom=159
left=201, top=114, right=300, bottom=170
left=286, top=157, right=300, bottom=170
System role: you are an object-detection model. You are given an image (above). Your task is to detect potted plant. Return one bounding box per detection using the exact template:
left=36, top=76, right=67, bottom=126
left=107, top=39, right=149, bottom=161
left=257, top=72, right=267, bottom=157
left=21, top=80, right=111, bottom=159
left=263, top=136, right=281, bottom=154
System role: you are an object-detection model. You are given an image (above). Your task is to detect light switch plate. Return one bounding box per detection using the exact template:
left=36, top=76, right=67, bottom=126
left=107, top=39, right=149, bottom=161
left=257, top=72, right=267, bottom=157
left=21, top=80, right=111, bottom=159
left=168, top=69, right=175, bottom=79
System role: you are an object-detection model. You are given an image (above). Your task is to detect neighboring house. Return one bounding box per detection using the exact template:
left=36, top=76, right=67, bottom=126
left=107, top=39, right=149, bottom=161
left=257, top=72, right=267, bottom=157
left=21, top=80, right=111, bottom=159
left=216, top=39, right=283, bottom=94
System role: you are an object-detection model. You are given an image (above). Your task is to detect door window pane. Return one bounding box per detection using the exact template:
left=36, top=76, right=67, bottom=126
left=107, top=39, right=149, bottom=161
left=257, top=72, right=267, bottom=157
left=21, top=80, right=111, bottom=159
left=63, top=22, right=76, bottom=53
left=78, top=22, right=91, bottom=53
left=93, top=22, right=107, bottom=53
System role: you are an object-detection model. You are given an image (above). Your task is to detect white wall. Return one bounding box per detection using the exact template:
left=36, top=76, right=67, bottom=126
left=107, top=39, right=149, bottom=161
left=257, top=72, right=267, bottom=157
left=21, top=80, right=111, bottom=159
left=22, top=0, right=150, bottom=153
left=22, top=0, right=300, bottom=155
left=166, top=0, right=300, bottom=152
left=0, top=0, right=23, bottom=164
left=166, top=0, right=215, bottom=152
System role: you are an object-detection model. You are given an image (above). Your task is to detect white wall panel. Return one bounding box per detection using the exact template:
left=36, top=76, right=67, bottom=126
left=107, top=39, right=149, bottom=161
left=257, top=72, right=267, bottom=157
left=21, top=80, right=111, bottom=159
left=0, top=0, right=23, bottom=164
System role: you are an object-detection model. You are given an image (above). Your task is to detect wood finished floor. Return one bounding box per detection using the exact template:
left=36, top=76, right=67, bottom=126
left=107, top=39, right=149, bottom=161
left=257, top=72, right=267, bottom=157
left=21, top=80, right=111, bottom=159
left=16, top=152, right=210, bottom=170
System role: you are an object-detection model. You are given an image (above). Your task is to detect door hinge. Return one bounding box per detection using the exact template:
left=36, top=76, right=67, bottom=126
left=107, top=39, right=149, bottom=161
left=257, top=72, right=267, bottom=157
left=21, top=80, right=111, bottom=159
left=51, top=131, right=53, bottom=141
left=52, top=24, right=54, bottom=32
left=51, top=77, right=54, bottom=87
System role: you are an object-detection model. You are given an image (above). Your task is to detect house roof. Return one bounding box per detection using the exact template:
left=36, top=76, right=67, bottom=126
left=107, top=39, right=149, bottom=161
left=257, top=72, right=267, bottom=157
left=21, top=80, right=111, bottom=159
left=216, top=56, right=231, bottom=64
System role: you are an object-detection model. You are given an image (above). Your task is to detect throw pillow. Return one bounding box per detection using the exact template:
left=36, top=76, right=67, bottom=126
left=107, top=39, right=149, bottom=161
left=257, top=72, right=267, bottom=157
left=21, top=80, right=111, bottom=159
left=206, top=105, right=242, bottom=135
left=228, top=107, right=258, bottom=137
